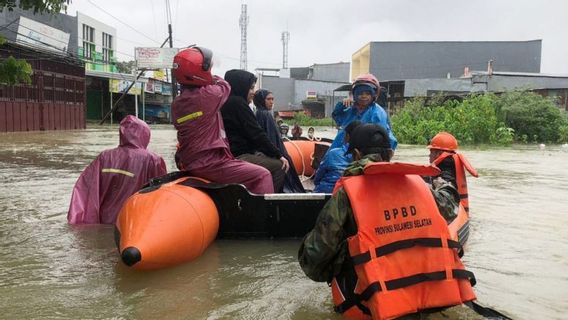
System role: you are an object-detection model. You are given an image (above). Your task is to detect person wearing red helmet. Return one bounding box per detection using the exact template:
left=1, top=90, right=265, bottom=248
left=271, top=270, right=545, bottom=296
left=330, top=73, right=397, bottom=151
left=171, top=47, right=274, bottom=194
left=427, top=132, right=479, bottom=213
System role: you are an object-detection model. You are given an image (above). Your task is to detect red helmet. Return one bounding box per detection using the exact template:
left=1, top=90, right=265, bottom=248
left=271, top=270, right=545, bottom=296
left=427, top=132, right=458, bottom=151
left=352, top=73, right=380, bottom=93
left=173, top=46, right=213, bottom=86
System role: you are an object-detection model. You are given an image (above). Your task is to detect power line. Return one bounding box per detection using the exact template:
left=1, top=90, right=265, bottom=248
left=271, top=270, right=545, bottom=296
left=149, top=0, right=159, bottom=41
left=0, top=18, right=19, bottom=31
left=85, top=0, right=160, bottom=45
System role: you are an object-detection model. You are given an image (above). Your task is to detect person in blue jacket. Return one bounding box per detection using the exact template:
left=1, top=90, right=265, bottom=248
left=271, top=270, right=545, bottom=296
left=313, top=121, right=362, bottom=193
left=331, top=73, right=397, bottom=150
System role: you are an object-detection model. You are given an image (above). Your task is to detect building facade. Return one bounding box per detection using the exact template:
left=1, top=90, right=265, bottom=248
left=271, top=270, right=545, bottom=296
left=257, top=62, right=350, bottom=117
left=352, top=40, right=542, bottom=81
left=1, top=8, right=166, bottom=126
left=77, top=12, right=117, bottom=73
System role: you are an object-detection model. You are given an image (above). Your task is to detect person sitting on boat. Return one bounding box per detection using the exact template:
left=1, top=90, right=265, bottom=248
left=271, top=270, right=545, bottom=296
left=298, top=123, right=480, bottom=320
left=428, top=131, right=479, bottom=213
left=67, top=115, right=167, bottom=224
left=221, top=69, right=289, bottom=193
left=254, top=89, right=305, bottom=193
left=291, top=122, right=303, bottom=139
left=330, top=73, right=397, bottom=151
left=171, top=47, right=274, bottom=194
left=280, top=123, right=290, bottom=138
left=313, top=120, right=362, bottom=193
left=307, top=127, right=315, bottom=140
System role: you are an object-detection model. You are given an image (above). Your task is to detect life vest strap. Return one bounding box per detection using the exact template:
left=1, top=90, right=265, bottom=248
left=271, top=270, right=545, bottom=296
left=333, top=297, right=372, bottom=315
left=459, top=193, right=469, bottom=199
left=357, top=268, right=476, bottom=303
left=351, top=237, right=462, bottom=265
left=335, top=268, right=476, bottom=314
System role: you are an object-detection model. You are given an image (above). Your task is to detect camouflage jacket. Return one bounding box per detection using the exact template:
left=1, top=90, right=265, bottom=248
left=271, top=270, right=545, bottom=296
left=298, top=154, right=460, bottom=283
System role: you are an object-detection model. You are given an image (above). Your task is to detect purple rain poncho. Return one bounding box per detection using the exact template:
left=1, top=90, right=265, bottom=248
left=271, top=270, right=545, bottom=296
left=67, top=115, right=167, bottom=224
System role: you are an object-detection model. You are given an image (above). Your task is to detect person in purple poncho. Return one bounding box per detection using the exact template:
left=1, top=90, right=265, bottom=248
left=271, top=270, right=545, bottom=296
left=171, top=47, right=274, bottom=194
left=67, top=115, right=167, bottom=224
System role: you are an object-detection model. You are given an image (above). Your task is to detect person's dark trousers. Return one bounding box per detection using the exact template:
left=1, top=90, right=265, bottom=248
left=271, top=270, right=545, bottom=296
left=237, top=153, right=286, bottom=193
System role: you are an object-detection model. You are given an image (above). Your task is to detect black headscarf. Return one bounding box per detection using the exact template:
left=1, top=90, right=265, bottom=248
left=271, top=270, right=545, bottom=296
left=253, top=89, right=271, bottom=110
left=254, top=89, right=305, bottom=193
left=224, top=69, right=257, bottom=100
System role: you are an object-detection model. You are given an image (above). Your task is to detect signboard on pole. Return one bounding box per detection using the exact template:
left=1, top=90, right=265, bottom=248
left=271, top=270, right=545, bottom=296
left=135, top=47, right=179, bottom=69
left=110, top=79, right=142, bottom=95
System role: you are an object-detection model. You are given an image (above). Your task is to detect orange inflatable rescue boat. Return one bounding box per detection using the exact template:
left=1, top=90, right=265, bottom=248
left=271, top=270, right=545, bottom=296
left=115, top=163, right=471, bottom=270
left=115, top=176, right=219, bottom=270
left=284, top=138, right=331, bottom=176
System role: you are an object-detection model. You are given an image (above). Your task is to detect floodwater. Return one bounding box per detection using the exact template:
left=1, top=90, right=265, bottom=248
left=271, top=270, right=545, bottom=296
left=0, top=125, right=567, bottom=320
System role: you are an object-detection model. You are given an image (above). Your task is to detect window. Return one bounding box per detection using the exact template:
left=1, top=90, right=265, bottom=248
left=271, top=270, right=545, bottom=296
left=82, top=24, right=95, bottom=60
left=102, top=32, right=113, bottom=62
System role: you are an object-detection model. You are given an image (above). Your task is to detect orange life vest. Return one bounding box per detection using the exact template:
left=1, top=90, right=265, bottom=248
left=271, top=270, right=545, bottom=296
left=433, top=152, right=478, bottom=213
left=331, top=162, right=476, bottom=320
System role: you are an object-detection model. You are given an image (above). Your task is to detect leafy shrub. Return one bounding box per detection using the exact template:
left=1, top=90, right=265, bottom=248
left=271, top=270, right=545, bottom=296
left=558, top=122, right=568, bottom=144
left=494, top=91, right=565, bottom=143
left=391, top=91, right=567, bottom=145
left=291, top=112, right=333, bottom=127
left=391, top=93, right=510, bottom=145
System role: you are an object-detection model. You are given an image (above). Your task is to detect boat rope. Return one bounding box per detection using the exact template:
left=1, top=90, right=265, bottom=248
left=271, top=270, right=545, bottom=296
left=283, top=137, right=314, bottom=181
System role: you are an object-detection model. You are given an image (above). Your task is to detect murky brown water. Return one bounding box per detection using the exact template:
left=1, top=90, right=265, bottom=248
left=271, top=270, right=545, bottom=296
left=0, top=125, right=566, bottom=319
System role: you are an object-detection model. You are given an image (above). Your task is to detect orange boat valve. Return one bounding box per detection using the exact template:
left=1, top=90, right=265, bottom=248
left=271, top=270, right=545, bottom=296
left=121, top=246, right=142, bottom=266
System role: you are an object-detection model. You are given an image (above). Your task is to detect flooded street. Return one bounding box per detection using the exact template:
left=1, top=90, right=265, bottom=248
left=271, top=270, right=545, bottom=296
left=0, top=125, right=567, bottom=320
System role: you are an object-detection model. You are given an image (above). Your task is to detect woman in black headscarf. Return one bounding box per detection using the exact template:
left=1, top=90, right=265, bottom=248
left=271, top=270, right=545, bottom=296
left=254, top=89, right=305, bottom=193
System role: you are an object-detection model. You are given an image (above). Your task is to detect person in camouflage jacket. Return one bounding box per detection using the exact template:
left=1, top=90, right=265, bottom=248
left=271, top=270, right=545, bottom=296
left=298, top=124, right=484, bottom=320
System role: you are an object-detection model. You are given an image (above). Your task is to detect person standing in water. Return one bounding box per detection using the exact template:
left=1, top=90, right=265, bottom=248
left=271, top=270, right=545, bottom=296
left=67, top=115, right=167, bottom=224
left=427, top=132, right=479, bottom=213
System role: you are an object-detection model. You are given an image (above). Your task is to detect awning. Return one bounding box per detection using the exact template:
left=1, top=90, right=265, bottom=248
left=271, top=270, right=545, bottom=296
left=86, top=70, right=147, bottom=83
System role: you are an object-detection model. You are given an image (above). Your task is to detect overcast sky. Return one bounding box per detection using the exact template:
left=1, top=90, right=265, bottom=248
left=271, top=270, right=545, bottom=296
left=67, top=0, right=568, bottom=76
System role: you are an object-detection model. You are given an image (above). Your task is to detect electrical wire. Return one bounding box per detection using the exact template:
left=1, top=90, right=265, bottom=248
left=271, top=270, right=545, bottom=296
left=85, top=0, right=160, bottom=45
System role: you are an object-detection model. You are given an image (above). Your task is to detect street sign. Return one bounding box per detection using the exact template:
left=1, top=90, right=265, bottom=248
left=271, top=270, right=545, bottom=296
left=135, top=47, right=179, bottom=69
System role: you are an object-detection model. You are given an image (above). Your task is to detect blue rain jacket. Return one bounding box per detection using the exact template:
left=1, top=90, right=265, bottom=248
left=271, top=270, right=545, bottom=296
left=313, top=144, right=352, bottom=193
left=331, top=102, right=397, bottom=150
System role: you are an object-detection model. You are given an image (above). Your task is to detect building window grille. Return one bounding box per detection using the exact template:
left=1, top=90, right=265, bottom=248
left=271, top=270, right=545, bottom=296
left=102, top=32, right=113, bottom=62
left=82, top=24, right=95, bottom=60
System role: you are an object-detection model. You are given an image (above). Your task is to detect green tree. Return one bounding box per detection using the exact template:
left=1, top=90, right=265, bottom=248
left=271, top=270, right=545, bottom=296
left=0, top=0, right=68, bottom=14
left=0, top=0, right=69, bottom=85
left=116, top=60, right=137, bottom=74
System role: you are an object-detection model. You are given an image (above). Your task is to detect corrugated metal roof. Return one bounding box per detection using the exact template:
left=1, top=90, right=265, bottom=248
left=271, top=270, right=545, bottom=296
left=471, top=71, right=568, bottom=78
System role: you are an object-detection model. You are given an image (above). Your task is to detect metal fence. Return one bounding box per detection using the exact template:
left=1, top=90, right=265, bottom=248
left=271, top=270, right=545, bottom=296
left=0, top=43, right=86, bottom=132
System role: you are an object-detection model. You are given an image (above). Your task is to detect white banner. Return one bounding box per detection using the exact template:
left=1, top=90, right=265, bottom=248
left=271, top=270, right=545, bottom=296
left=16, top=16, right=70, bottom=52
left=135, top=47, right=179, bottom=69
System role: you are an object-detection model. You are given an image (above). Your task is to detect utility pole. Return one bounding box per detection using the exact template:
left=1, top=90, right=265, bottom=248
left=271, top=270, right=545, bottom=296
left=239, top=3, right=248, bottom=70
left=281, top=31, right=290, bottom=69
left=166, top=0, right=177, bottom=98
